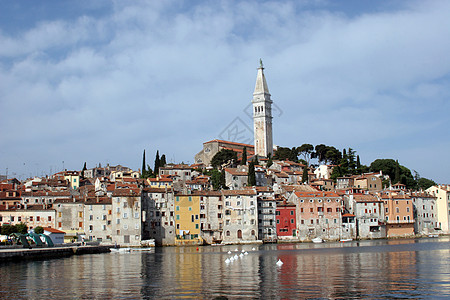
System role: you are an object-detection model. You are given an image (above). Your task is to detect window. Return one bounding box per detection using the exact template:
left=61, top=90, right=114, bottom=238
left=226, top=230, right=230, bottom=236
left=290, top=211, right=294, bottom=215
left=116, top=219, right=120, bottom=224
left=37, top=216, right=40, bottom=221
left=89, top=215, right=93, bottom=221
left=176, top=215, right=180, bottom=220
left=79, top=222, right=83, bottom=228
left=176, top=206, right=179, bottom=211
left=123, top=224, right=128, bottom=230
left=291, top=219, right=294, bottom=224
left=277, top=219, right=280, bottom=224
left=300, top=208, right=304, bottom=213
left=123, top=213, right=128, bottom=219
left=89, top=225, right=93, bottom=231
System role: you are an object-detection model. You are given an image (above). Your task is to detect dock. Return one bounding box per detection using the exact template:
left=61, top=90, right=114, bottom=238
left=0, top=245, right=111, bottom=262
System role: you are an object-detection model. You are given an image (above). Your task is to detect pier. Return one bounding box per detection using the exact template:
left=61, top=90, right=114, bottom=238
left=0, top=245, right=111, bottom=262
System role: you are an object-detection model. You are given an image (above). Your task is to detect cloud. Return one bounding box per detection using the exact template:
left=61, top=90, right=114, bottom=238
left=0, top=0, right=449, bottom=182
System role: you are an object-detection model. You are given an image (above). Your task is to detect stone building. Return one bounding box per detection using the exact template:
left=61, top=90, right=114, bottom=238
left=222, top=189, right=259, bottom=244
left=410, top=191, right=438, bottom=235
left=111, top=189, right=142, bottom=246
left=83, top=197, right=112, bottom=242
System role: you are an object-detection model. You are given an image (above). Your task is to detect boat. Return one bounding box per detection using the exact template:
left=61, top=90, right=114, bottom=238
left=428, top=234, right=439, bottom=238
left=110, top=247, right=131, bottom=253
left=340, top=238, right=353, bottom=243
left=312, top=237, right=323, bottom=243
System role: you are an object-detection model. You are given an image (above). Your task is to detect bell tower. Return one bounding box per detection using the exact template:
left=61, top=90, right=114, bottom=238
left=252, top=59, right=273, bottom=158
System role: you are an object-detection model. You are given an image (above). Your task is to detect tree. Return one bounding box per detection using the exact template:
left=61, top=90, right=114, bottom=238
left=154, top=151, right=161, bottom=176
left=266, top=153, right=273, bottom=168
left=81, top=162, right=87, bottom=179
left=1, top=224, right=16, bottom=235
left=211, top=169, right=223, bottom=190
left=141, top=150, right=147, bottom=178
left=34, top=226, right=44, bottom=234
left=325, top=147, right=341, bottom=165
left=370, top=159, right=416, bottom=189
left=339, top=149, right=349, bottom=175
left=356, top=155, right=361, bottom=173
left=314, top=144, right=328, bottom=164
left=347, top=148, right=356, bottom=174
left=241, top=147, right=247, bottom=165
left=273, top=147, right=297, bottom=162
left=417, top=177, right=436, bottom=190
left=248, top=160, right=256, bottom=186
left=393, top=160, right=400, bottom=184
left=211, top=149, right=238, bottom=169
left=160, top=154, right=167, bottom=167
left=298, top=144, right=314, bottom=165
left=302, top=165, right=308, bottom=183
left=220, top=169, right=227, bottom=189
left=15, top=223, right=28, bottom=234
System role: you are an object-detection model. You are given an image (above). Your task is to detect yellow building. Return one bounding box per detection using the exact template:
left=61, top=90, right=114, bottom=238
left=63, top=171, right=80, bottom=190
left=174, top=194, right=202, bottom=245
left=146, top=177, right=173, bottom=189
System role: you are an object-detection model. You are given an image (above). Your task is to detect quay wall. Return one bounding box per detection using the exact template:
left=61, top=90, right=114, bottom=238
left=0, top=246, right=110, bottom=262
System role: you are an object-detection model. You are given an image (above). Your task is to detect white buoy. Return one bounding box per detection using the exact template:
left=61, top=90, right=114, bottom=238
left=227, top=251, right=232, bottom=254
left=252, top=247, right=256, bottom=251
left=230, top=257, right=234, bottom=261
left=234, top=255, right=238, bottom=259
left=276, top=259, right=283, bottom=266
left=241, top=250, right=245, bottom=253
left=244, top=251, right=248, bottom=255
left=225, top=258, right=230, bottom=263
left=239, top=253, right=244, bottom=258
left=234, top=248, right=238, bottom=252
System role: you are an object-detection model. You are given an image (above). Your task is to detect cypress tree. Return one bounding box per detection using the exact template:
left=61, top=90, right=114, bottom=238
left=248, top=160, right=256, bottom=186
left=241, top=147, right=247, bottom=165
left=154, top=151, right=160, bottom=176
left=141, top=150, right=146, bottom=178
left=394, top=160, right=400, bottom=184
left=81, top=162, right=87, bottom=179
left=302, top=165, right=308, bottom=183
left=160, top=154, right=167, bottom=167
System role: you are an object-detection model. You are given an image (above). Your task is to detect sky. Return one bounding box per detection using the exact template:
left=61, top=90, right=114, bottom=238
left=0, top=0, right=449, bottom=183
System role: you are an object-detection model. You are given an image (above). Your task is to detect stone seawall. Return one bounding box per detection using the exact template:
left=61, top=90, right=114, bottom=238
left=0, top=246, right=110, bottom=262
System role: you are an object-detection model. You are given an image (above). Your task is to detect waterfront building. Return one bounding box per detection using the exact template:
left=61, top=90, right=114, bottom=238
left=289, top=191, right=343, bottom=241
left=410, top=191, right=438, bottom=235
left=426, top=185, right=450, bottom=233
left=198, top=191, right=223, bottom=244
left=343, top=190, right=385, bottom=239
left=54, top=198, right=85, bottom=241
left=257, top=195, right=277, bottom=242
left=381, top=193, right=415, bottom=237
left=0, top=205, right=56, bottom=230
left=141, top=188, right=176, bottom=246
left=222, top=189, right=259, bottom=244
left=174, top=194, right=202, bottom=245
left=111, top=188, right=142, bottom=246
left=84, top=197, right=112, bottom=242
left=43, top=227, right=65, bottom=244
left=276, top=201, right=297, bottom=241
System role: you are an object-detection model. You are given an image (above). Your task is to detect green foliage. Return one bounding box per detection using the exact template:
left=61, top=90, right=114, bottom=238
left=324, top=147, right=341, bottom=165
left=81, top=162, right=87, bottom=179
left=266, top=153, right=273, bottom=168
left=241, top=147, right=247, bottom=165
left=154, top=150, right=161, bottom=176
left=302, top=165, right=308, bottom=183
left=248, top=160, right=256, bottom=186
left=15, top=223, right=28, bottom=234
left=273, top=147, right=298, bottom=162
left=370, top=159, right=416, bottom=189
left=34, top=226, right=44, bottom=234
left=160, top=154, right=167, bottom=167
left=417, top=177, right=436, bottom=190
left=298, top=144, right=314, bottom=165
left=211, top=169, right=224, bottom=190
left=1, top=224, right=16, bottom=235
left=211, top=149, right=237, bottom=169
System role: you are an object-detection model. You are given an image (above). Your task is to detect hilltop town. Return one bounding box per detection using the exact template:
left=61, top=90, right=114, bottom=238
left=1, top=63, right=448, bottom=247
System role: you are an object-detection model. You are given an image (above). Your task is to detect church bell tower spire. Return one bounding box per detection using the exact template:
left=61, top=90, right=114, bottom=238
left=252, top=59, right=273, bottom=158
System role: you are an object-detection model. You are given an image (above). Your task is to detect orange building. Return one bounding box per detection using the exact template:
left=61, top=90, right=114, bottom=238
left=382, top=194, right=414, bottom=237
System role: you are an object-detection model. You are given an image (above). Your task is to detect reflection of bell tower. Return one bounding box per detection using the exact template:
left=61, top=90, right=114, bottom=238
left=252, top=59, right=273, bottom=158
